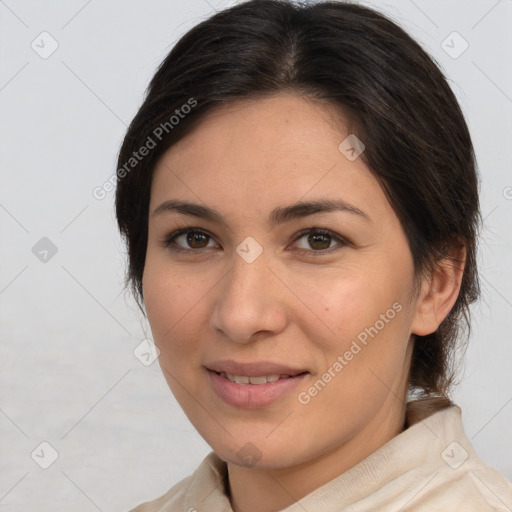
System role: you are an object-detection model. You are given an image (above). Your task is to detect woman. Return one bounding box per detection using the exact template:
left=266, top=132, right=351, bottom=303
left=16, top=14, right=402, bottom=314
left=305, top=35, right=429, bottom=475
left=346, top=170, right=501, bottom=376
left=115, top=1, right=512, bottom=510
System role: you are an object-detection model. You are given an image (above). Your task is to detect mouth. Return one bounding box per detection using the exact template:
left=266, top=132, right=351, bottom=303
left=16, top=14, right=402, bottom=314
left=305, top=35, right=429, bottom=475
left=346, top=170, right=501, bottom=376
left=205, top=363, right=309, bottom=409
left=213, top=370, right=308, bottom=385
left=205, top=359, right=308, bottom=378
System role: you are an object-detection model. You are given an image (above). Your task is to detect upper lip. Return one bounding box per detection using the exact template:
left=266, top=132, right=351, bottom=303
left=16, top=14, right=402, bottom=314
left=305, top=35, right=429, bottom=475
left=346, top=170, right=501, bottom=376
left=205, top=360, right=308, bottom=377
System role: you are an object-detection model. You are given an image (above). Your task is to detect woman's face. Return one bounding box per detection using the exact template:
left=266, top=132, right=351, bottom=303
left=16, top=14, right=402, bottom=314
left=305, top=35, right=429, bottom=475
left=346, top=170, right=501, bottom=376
left=143, top=92, right=424, bottom=470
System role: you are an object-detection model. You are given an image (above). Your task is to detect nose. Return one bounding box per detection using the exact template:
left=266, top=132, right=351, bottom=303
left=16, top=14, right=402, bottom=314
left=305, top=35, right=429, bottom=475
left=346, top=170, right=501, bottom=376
left=209, top=248, right=288, bottom=344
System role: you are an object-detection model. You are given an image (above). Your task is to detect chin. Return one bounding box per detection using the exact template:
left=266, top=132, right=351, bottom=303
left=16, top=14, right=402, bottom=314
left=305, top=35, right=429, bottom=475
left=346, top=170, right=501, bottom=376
left=208, top=433, right=311, bottom=471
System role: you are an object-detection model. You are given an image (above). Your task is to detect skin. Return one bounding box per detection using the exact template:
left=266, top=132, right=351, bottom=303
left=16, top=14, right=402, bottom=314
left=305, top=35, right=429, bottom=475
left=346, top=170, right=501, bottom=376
left=142, top=92, right=464, bottom=512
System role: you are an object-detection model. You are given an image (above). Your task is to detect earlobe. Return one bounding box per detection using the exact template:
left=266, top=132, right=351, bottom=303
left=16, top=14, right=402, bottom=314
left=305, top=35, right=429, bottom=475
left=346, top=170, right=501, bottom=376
left=410, top=244, right=466, bottom=336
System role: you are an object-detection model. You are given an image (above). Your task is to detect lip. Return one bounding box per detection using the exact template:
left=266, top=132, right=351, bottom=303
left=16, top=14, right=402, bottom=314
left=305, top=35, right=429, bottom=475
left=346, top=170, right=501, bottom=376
left=206, top=369, right=308, bottom=409
left=205, top=360, right=307, bottom=377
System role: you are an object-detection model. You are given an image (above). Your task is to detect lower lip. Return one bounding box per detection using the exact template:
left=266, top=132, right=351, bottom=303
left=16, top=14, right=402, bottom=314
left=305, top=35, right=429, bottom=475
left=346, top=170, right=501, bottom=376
left=206, top=369, right=308, bottom=409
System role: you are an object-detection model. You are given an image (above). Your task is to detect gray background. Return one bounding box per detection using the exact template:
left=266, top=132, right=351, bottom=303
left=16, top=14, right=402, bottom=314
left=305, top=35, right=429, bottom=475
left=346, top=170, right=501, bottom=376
left=0, top=0, right=511, bottom=510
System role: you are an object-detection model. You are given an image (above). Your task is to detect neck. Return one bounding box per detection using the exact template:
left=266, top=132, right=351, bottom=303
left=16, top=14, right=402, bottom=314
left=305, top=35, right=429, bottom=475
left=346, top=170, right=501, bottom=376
left=227, top=398, right=408, bottom=512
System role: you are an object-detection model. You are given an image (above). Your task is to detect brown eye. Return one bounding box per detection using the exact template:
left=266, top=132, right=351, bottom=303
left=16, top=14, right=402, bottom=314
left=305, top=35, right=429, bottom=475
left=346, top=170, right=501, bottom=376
left=187, top=231, right=209, bottom=248
left=308, top=232, right=331, bottom=250
left=292, top=228, right=348, bottom=255
left=164, top=228, right=218, bottom=252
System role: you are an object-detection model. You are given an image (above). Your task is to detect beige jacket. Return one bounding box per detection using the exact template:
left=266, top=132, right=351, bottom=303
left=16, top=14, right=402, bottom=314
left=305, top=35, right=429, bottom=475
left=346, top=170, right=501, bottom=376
left=130, top=402, right=512, bottom=511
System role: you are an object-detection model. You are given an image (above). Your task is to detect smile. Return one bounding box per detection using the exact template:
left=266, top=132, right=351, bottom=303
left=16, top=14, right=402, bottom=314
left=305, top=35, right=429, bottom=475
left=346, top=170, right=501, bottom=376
left=207, top=368, right=309, bottom=409
left=217, top=372, right=297, bottom=384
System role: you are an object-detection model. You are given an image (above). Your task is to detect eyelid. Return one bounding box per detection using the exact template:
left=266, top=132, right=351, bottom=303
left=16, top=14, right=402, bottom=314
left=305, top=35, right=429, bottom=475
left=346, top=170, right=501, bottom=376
left=162, top=226, right=350, bottom=254
left=163, top=227, right=219, bottom=252
left=289, top=228, right=349, bottom=255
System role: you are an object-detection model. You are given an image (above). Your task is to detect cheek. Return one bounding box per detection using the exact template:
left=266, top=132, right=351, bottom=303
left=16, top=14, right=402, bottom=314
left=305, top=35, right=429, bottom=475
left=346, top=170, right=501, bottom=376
left=287, top=263, right=397, bottom=334
left=287, top=259, right=413, bottom=374
left=142, top=260, right=204, bottom=349
left=143, top=269, right=208, bottom=397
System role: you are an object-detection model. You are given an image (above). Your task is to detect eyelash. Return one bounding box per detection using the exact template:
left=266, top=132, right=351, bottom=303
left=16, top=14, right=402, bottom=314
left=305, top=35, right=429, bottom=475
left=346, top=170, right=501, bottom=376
left=162, top=227, right=349, bottom=257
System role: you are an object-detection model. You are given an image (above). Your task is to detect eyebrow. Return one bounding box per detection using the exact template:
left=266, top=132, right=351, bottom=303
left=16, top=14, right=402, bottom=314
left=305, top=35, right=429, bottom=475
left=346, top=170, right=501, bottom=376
left=152, top=198, right=371, bottom=226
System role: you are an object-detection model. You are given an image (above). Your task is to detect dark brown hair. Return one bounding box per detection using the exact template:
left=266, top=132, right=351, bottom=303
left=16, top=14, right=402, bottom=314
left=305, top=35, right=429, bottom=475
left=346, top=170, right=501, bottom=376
left=115, top=0, right=481, bottom=403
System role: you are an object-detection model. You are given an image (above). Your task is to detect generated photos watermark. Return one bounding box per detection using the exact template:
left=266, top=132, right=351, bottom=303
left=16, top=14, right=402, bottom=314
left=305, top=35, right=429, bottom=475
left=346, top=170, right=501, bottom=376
left=92, top=97, right=197, bottom=200
left=298, top=301, right=403, bottom=405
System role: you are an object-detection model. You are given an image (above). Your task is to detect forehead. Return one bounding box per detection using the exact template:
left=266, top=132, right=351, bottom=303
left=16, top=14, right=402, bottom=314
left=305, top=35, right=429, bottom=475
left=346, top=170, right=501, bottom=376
left=149, top=93, right=391, bottom=225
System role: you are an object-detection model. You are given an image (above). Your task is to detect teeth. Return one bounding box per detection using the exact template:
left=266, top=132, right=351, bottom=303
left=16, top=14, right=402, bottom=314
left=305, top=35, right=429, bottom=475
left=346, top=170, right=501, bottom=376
left=248, top=376, right=268, bottom=384
left=220, top=372, right=287, bottom=384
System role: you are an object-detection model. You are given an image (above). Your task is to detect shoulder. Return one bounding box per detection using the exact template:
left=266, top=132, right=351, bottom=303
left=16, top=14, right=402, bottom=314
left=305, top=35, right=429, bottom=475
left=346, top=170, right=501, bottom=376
left=404, top=457, right=512, bottom=511
left=400, top=402, right=512, bottom=511
left=128, top=452, right=230, bottom=512
left=128, top=474, right=194, bottom=512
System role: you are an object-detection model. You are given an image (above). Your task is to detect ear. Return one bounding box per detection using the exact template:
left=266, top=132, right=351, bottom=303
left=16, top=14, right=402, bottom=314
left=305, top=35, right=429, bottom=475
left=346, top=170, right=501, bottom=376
left=410, top=243, right=466, bottom=336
